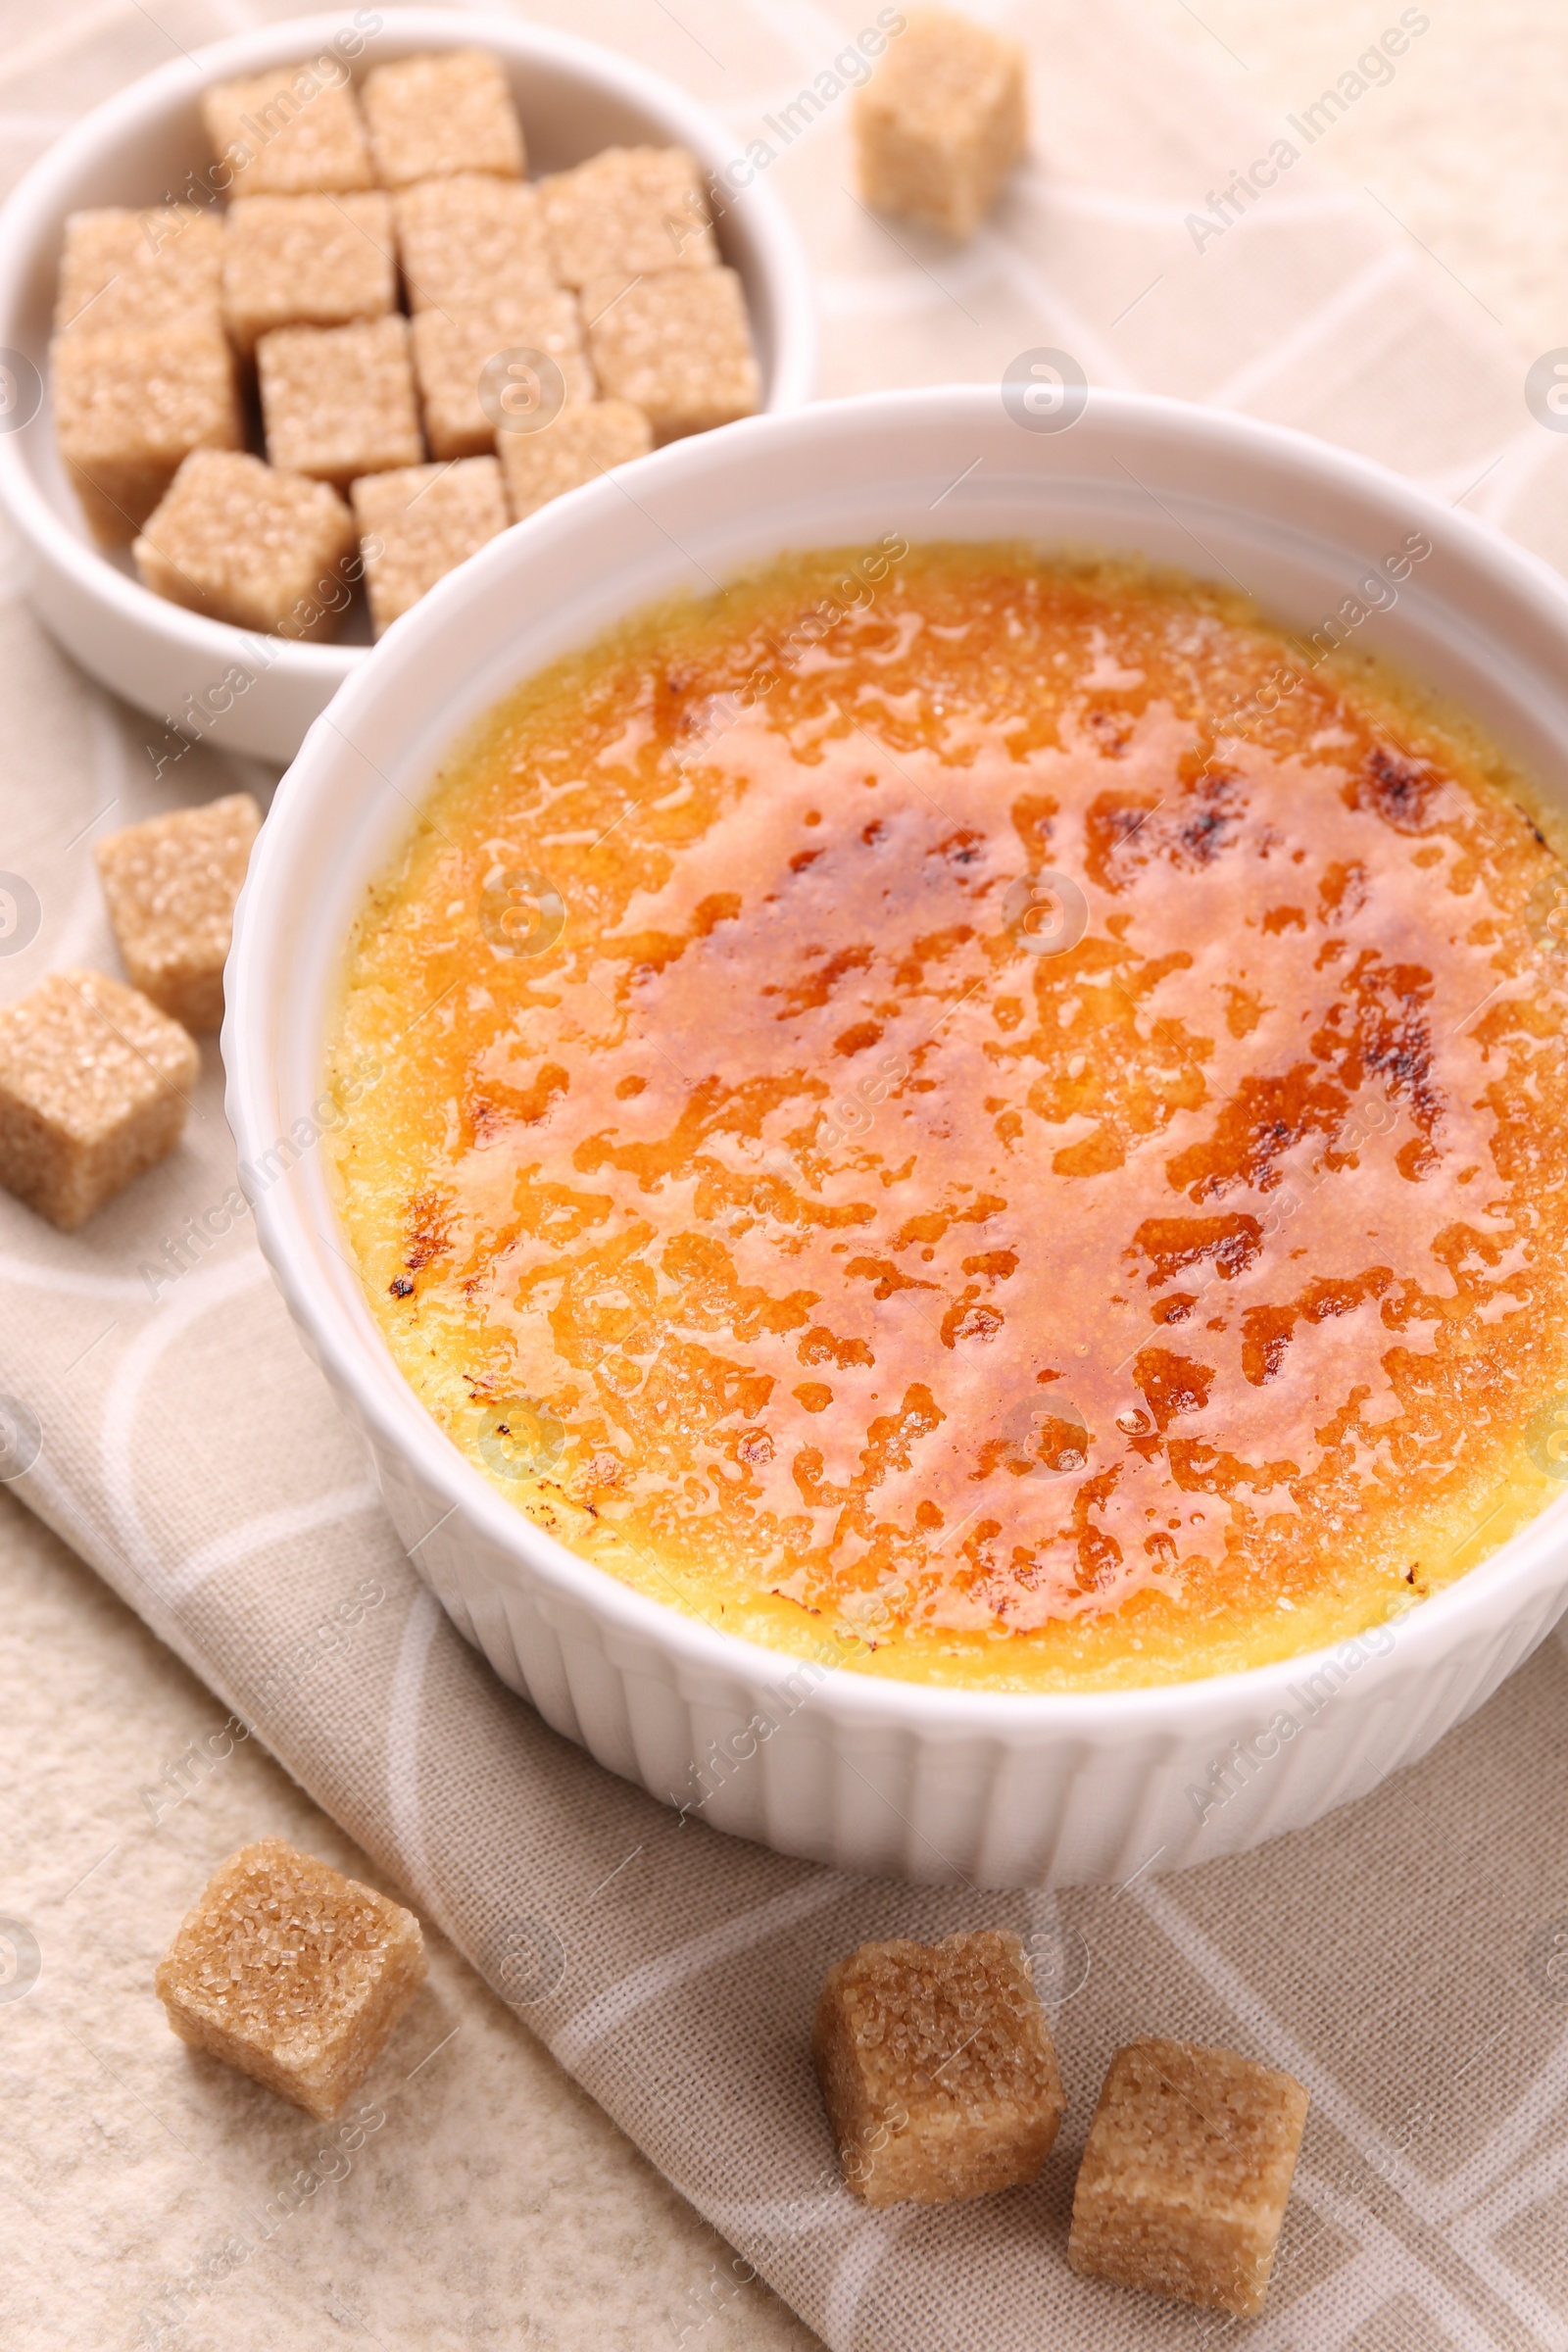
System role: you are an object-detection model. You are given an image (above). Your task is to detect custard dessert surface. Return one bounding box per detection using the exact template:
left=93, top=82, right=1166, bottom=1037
left=325, top=546, right=1568, bottom=1690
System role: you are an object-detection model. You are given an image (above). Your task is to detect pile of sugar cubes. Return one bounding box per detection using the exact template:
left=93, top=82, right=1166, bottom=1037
left=51, top=47, right=761, bottom=638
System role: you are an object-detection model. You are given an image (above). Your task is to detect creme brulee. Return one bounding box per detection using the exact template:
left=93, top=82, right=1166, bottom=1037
left=324, top=546, right=1568, bottom=1691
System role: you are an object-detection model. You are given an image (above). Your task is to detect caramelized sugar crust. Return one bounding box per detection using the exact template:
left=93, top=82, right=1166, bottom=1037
left=326, top=548, right=1568, bottom=1690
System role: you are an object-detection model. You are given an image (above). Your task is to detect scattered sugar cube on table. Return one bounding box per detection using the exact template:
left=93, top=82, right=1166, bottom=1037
left=54, top=206, right=223, bottom=336
left=0, top=968, right=199, bottom=1230
left=541, top=143, right=717, bottom=294
left=202, top=61, right=375, bottom=197
left=133, top=450, right=356, bottom=638
left=351, top=457, right=509, bottom=634
left=1068, top=2037, right=1309, bottom=2317
left=94, top=792, right=263, bottom=1033
left=51, top=324, right=240, bottom=542
left=362, top=49, right=524, bottom=188
left=155, top=1838, right=426, bottom=2121
left=854, top=8, right=1028, bottom=242
left=258, top=314, right=423, bottom=488
left=580, top=267, right=759, bottom=442
left=813, top=1930, right=1064, bottom=2206
left=411, top=295, right=593, bottom=461
left=498, top=399, right=651, bottom=520
left=393, top=174, right=556, bottom=316
left=221, top=191, right=396, bottom=356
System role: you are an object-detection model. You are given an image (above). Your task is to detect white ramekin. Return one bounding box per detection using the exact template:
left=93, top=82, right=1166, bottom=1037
left=226, top=385, right=1568, bottom=1886
left=0, top=8, right=815, bottom=763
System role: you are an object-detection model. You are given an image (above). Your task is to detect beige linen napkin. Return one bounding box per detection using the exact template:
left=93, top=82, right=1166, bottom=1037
left=6, top=3, right=1568, bottom=2345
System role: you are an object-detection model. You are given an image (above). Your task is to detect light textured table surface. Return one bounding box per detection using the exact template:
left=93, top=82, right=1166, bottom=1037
left=4, top=4, right=1565, bottom=2346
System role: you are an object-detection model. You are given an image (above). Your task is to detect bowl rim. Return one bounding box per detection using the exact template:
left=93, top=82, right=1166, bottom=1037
left=227, top=379, right=1568, bottom=1736
left=0, top=4, right=817, bottom=688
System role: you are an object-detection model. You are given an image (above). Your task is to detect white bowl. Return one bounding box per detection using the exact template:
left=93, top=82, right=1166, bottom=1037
left=226, top=385, right=1568, bottom=1886
left=0, top=8, right=815, bottom=763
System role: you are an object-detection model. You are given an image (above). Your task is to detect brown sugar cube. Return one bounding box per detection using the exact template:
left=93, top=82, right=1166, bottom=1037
left=155, top=1838, right=425, bottom=2121
left=499, top=399, right=652, bottom=521
left=221, top=193, right=395, bottom=357
left=393, top=175, right=555, bottom=316
left=258, top=316, right=422, bottom=490
left=541, top=143, right=717, bottom=295
left=854, top=10, right=1027, bottom=242
left=351, top=457, right=508, bottom=634
left=202, top=61, right=374, bottom=196
left=813, top=1930, right=1063, bottom=2207
left=362, top=50, right=524, bottom=189
left=410, top=297, right=593, bottom=462
left=133, top=452, right=356, bottom=640
left=94, top=793, right=263, bottom=1033
left=580, top=268, right=759, bottom=444
left=0, top=969, right=198, bottom=1230
left=54, top=206, right=222, bottom=336
left=51, top=325, right=240, bottom=544
left=1068, top=2038, right=1309, bottom=2318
